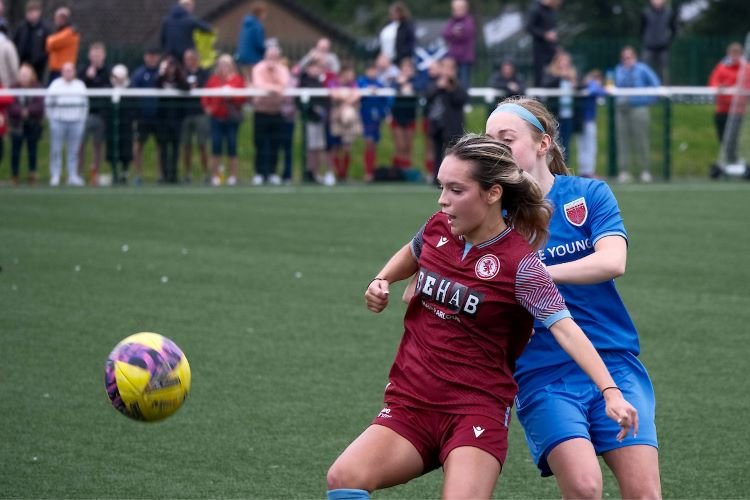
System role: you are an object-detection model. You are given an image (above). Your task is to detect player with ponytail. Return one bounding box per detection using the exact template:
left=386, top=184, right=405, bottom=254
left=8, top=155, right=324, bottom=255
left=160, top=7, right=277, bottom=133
left=326, top=133, right=637, bottom=500
left=486, top=97, right=661, bottom=499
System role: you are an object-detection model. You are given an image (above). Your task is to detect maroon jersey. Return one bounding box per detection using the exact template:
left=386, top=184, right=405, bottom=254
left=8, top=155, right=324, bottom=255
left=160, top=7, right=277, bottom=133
left=384, top=212, right=569, bottom=420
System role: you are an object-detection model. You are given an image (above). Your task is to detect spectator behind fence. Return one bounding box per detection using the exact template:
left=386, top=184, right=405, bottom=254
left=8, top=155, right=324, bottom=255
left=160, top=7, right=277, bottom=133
left=131, top=47, right=162, bottom=186
left=577, top=69, right=607, bottom=178
left=488, top=59, right=526, bottom=99
left=419, top=60, right=441, bottom=177
left=295, top=38, right=341, bottom=84
left=46, top=6, right=80, bottom=84
left=541, top=49, right=578, bottom=163
left=156, top=55, right=190, bottom=184
left=104, top=64, right=134, bottom=184
left=46, top=62, right=88, bottom=186
left=358, top=60, right=390, bottom=182
left=297, top=57, right=330, bottom=185
left=328, top=63, right=361, bottom=183
left=390, top=57, right=419, bottom=170
left=252, top=44, right=290, bottom=186
left=640, top=0, right=677, bottom=85
left=442, top=0, right=476, bottom=90
left=13, top=1, right=49, bottom=83
left=375, top=52, right=400, bottom=87
left=0, top=75, right=12, bottom=173
left=425, top=57, right=468, bottom=183
left=8, top=64, right=44, bottom=185
left=279, top=56, right=296, bottom=184
left=0, top=18, right=18, bottom=88
left=613, top=46, right=660, bottom=183
left=161, top=0, right=213, bottom=61
left=392, top=2, right=416, bottom=65
left=235, top=1, right=267, bottom=82
left=201, top=53, right=245, bottom=187
left=708, top=42, right=747, bottom=175
left=525, top=0, right=561, bottom=87
left=78, top=42, right=111, bottom=185
left=181, top=48, right=211, bottom=184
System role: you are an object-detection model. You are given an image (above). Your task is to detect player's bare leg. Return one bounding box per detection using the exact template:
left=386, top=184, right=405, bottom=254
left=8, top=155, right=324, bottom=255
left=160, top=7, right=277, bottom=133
left=603, top=445, right=661, bottom=499
left=442, top=446, right=500, bottom=499
left=327, top=424, right=424, bottom=492
left=547, top=438, right=603, bottom=499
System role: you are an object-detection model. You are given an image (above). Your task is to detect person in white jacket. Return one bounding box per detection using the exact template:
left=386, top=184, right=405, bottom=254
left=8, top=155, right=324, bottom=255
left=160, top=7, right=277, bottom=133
left=46, top=61, right=88, bottom=186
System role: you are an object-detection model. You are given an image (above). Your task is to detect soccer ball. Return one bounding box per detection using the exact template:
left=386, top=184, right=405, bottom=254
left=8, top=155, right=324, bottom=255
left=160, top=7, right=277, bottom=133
left=104, top=332, right=191, bottom=422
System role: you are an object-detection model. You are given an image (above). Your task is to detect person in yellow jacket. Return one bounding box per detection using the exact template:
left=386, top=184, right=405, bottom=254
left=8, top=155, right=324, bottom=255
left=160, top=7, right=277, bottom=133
left=45, top=6, right=79, bottom=84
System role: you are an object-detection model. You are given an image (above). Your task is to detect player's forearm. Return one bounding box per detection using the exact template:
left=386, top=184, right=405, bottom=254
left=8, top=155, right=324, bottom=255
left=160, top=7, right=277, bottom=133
left=546, top=237, right=627, bottom=285
left=549, top=317, right=617, bottom=392
left=375, top=243, right=419, bottom=284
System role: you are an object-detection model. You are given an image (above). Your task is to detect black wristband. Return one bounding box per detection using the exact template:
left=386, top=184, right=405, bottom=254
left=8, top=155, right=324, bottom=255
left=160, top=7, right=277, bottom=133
left=601, top=386, right=620, bottom=395
left=369, top=277, right=388, bottom=287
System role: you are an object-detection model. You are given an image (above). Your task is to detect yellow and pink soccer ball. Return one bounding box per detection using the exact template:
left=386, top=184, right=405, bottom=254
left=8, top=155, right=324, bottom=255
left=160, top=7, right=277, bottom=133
left=105, top=332, right=191, bottom=422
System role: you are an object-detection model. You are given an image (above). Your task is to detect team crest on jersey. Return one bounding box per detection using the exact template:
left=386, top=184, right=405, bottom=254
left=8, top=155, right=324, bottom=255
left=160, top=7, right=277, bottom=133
left=563, top=197, right=588, bottom=226
left=475, top=254, right=500, bottom=280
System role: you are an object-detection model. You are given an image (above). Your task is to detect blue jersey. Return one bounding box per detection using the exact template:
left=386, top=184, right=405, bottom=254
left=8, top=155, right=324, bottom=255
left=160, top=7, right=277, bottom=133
left=514, top=175, right=640, bottom=393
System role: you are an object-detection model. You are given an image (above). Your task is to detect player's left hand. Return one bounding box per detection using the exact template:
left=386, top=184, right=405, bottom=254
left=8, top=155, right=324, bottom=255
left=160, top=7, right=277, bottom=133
left=604, top=390, right=639, bottom=441
left=365, top=278, right=390, bottom=313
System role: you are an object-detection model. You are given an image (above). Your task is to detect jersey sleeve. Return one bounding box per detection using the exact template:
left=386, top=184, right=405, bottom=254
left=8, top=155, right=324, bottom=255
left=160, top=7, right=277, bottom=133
left=515, top=253, right=571, bottom=328
left=588, top=181, right=628, bottom=246
left=410, top=222, right=427, bottom=260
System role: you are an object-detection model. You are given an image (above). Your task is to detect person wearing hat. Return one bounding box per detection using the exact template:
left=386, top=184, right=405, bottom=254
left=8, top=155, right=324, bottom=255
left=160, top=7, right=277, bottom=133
left=13, top=0, right=50, bottom=83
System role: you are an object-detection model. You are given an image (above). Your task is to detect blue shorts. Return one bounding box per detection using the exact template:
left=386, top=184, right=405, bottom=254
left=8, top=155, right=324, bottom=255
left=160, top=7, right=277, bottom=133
left=362, top=121, right=381, bottom=142
left=515, top=353, right=658, bottom=477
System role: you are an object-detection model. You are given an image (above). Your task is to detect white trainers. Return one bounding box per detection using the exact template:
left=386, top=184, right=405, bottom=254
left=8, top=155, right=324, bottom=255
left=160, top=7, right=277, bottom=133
left=50, top=175, right=61, bottom=187
left=617, top=171, right=632, bottom=183
left=211, top=175, right=222, bottom=187
left=323, top=171, right=336, bottom=186
left=639, top=171, right=653, bottom=183
left=226, top=175, right=237, bottom=186
left=251, top=174, right=264, bottom=186
left=67, top=175, right=85, bottom=187
left=268, top=174, right=282, bottom=186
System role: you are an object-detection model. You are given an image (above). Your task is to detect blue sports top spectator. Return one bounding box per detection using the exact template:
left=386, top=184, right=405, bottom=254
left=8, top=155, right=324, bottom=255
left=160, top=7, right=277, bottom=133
left=236, top=4, right=266, bottom=66
left=613, top=47, right=661, bottom=107
left=160, top=0, right=212, bottom=60
left=357, top=72, right=390, bottom=125
left=130, top=49, right=161, bottom=119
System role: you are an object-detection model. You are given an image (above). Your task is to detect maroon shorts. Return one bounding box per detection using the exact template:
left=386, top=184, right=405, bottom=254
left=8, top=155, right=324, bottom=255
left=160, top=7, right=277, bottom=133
left=371, top=403, right=509, bottom=472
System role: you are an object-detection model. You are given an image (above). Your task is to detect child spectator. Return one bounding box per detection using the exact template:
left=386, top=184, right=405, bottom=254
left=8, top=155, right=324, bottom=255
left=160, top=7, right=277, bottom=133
left=156, top=55, right=190, bottom=183
left=8, top=64, right=44, bottom=185
left=357, top=60, right=390, bottom=182
left=488, top=59, right=526, bottom=99
left=297, top=58, right=330, bottom=184
left=45, top=62, right=88, bottom=186
left=328, top=64, right=361, bottom=183
left=104, top=64, right=135, bottom=184
left=375, top=52, right=399, bottom=87
left=577, top=69, right=606, bottom=178
left=425, top=57, right=468, bottom=183
left=131, top=47, right=162, bottom=185
left=390, top=57, right=419, bottom=169
left=201, top=54, right=245, bottom=186
left=181, top=48, right=211, bottom=184
left=78, top=42, right=110, bottom=185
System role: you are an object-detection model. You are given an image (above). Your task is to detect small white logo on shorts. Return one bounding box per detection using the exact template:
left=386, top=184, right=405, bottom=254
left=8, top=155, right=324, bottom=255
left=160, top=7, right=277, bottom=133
left=377, top=407, right=392, bottom=419
left=473, top=426, right=485, bottom=438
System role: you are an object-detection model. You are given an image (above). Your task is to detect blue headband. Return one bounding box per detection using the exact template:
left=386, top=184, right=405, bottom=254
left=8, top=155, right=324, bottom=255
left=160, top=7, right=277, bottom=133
left=492, top=103, right=545, bottom=133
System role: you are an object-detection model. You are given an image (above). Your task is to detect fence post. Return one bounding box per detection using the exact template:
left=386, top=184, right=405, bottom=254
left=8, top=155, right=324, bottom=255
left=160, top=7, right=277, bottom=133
left=606, top=95, right=617, bottom=178
left=662, top=96, right=672, bottom=181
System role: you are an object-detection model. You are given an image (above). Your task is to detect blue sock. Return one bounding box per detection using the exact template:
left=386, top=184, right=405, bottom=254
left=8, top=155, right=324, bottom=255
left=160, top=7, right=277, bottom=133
left=327, top=488, right=370, bottom=500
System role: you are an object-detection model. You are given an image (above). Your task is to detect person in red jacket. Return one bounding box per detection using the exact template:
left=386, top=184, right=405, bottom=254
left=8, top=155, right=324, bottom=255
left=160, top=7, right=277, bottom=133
left=708, top=41, right=748, bottom=173
left=201, top=53, right=246, bottom=186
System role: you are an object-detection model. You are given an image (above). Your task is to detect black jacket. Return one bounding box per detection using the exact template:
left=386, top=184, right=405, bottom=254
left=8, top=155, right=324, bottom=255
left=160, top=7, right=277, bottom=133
left=525, top=1, right=558, bottom=55
left=641, top=5, right=677, bottom=51
left=160, top=5, right=212, bottom=60
left=12, top=20, right=50, bottom=73
left=426, top=81, right=468, bottom=142
left=395, top=19, right=416, bottom=65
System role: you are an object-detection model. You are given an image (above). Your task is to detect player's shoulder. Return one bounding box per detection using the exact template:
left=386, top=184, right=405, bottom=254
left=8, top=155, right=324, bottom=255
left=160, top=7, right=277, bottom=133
left=552, top=175, right=616, bottom=203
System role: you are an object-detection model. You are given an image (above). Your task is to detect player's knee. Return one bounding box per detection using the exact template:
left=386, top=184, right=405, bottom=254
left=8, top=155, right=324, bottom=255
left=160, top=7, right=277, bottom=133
left=620, top=478, right=661, bottom=500
left=562, top=473, right=602, bottom=500
left=326, top=462, right=372, bottom=491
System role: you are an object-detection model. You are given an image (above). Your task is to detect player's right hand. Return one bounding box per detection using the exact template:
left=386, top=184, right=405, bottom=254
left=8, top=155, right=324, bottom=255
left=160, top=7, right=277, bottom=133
left=365, top=279, right=390, bottom=313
